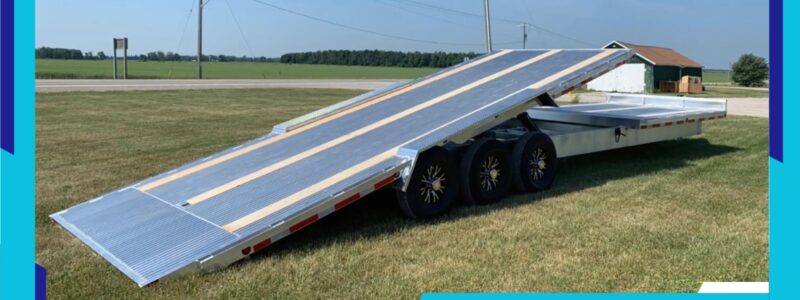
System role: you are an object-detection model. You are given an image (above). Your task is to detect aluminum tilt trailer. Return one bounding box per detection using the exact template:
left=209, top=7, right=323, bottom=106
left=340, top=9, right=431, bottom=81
left=51, top=49, right=726, bottom=287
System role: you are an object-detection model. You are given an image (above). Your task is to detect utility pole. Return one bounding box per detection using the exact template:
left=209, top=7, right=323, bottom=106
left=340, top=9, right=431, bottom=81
left=520, top=23, right=529, bottom=49
left=123, top=38, right=128, bottom=79
left=197, top=0, right=204, bottom=79
left=483, top=0, right=492, bottom=52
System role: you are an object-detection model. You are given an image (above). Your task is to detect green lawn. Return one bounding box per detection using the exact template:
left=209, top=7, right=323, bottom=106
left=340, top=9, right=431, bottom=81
left=37, top=89, right=767, bottom=299
left=702, top=70, right=732, bottom=83
left=36, top=59, right=439, bottom=79
left=655, top=86, right=769, bottom=98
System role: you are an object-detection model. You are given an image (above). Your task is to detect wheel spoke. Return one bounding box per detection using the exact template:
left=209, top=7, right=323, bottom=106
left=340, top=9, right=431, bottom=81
left=419, top=163, right=447, bottom=204
left=529, top=148, right=548, bottom=181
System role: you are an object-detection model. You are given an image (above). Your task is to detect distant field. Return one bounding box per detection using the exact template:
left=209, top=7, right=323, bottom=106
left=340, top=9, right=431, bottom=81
left=38, top=88, right=766, bottom=298
left=645, top=86, right=768, bottom=99
left=36, top=59, right=439, bottom=79
left=38, top=59, right=734, bottom=85
left=703, top=70, right=732, bottom=83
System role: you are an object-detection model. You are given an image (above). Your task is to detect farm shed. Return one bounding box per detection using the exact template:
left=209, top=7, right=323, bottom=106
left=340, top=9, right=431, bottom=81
left=587, top=41, right=704, bottom=93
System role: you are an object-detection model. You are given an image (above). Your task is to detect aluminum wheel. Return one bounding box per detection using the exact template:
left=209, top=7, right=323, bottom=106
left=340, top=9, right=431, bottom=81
left=529, top=148, right=547, bottom=180
left=397, top=147, right=459, bottom=219
left=479, top=155, right=502, bottom=191
left=512, top=131, right=557, bottom=192
left=420, top=165, right=447, bottom=204
left=461, top=138, right=512, bottom=205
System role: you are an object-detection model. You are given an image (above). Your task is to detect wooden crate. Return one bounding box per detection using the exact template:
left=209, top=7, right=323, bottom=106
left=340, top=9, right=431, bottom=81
left=659, top=80, right=677, bottom=93
left=679, top=75, right=703, bottom=94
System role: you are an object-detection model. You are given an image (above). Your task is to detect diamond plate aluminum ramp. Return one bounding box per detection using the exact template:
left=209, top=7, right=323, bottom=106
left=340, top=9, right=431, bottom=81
left=51, top=49, right=633, bottom=287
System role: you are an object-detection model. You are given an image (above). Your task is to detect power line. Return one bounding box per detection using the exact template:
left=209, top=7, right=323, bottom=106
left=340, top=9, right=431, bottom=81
left=376, top=0, right=476, bottom=30
left=247, top=0, right=514, bottom=47
left=396, top=0, right=596, bottom=47
left=378, top=0, right=517, bottom=41
left=223, top=0, right=256, bottom=58
left=174, top=0, right=195, bottom=55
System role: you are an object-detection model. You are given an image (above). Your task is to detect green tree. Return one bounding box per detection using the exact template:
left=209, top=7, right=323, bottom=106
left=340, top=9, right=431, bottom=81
left=731, top=54, right=769, bottom=87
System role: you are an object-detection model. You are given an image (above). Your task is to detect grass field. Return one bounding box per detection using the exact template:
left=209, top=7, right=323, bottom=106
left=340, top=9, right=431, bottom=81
left=702, top=70, right=732, bottom=83
left=656, top=86, right=769, bottom=98
left=37, top=88, right=767, bottom=299
left=36, top=59, right=736, bottom=83
left=36, top=59, right=438, bottom=79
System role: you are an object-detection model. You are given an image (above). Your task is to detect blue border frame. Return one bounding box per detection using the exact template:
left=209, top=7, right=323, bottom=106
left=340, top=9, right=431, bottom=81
left=0, top=0, right=789, bottom=299
left=1, top=0, right=34, bottom=299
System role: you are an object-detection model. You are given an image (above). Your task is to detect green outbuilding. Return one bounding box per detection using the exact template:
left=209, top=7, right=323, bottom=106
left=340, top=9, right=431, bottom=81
left=596, top=41, right=704, bottom=93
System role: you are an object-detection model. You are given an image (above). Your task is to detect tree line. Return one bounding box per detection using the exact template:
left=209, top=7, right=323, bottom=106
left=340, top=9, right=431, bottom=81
left=36, top=47, right=480, bottom=68
left=280, top=50, right=481, bottom=68
left=36, top=47, right=108, bottom=60
left=35, top=47, right=277, bottom=62
left=136, top=52, right=277, bottom=63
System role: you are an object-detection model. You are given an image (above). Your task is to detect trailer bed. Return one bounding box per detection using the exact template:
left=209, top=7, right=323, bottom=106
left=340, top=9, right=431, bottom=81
left=52, top=49, right=642, bottom=286
left=529, top=93, right=727, bottom=158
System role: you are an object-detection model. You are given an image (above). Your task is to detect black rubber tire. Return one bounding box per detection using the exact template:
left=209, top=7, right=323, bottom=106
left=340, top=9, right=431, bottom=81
left=460, top=138, right=512, bottom=205
left=397, top=147, right=460, bottom=219
left=511, top=131, right=558, bottom=192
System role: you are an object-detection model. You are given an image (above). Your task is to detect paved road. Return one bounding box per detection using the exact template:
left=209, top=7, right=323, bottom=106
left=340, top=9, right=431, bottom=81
left=556, top=92, right=768, bottom=118
left=36, top=79, right=403, bottom=93
left=38, top=79, right=767, bottom=118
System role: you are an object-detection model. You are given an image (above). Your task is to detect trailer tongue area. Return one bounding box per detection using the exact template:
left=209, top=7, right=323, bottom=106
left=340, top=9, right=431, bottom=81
left=51, top=48, right=726, bottom=287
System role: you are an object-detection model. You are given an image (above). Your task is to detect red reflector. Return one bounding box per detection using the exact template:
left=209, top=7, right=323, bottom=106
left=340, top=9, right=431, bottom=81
left=290, top=215, right=319, bottom=233
left=241, top=246, right=252, bottom=255
left=676, top=120, right=685, bottom=125
left=640, top=125, right=648, bottom=129
left=561, top=87, right=575, bottom=95
left=664, top=122, right=673, bottom=126
left=253, top=239, right=272, bottom=253
left=373, top=174, right=397, bottom=190
left=651, top=124, right=661, bottom=128
left=335, top=193, right=361, bottom=210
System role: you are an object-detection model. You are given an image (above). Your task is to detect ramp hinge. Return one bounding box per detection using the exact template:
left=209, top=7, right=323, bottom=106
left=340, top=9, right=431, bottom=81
left=516, top=112, right=539, bottom=132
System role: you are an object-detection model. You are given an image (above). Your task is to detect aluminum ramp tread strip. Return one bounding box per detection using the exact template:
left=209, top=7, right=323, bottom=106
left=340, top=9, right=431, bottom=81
left=50, top=49, right=634, bottom=287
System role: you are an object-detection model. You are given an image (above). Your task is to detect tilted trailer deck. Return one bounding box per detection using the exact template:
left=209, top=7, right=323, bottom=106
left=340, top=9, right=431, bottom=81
left=51, top=49, right=727, bottom=287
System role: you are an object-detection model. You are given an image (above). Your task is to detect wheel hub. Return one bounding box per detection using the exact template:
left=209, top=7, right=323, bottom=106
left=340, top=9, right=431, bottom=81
left=529, top=148, right=547, bottom=180
left=479, top=155, right=502, bottom=191
left=431, top=178, right=442, bottom=191
left=420, top=165, right=446, bottom=204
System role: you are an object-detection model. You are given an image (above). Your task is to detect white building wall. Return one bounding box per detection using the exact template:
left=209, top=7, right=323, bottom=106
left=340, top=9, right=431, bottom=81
left=587, top=63, right=646, bottom=93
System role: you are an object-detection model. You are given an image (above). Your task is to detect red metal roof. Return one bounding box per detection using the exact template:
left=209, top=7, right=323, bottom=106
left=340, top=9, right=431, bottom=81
left=607, top=41, right=703, bottom=68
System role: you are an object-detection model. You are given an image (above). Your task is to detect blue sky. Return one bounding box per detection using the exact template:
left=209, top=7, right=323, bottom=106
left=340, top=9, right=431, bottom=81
left=36, top=0, right=768, bottom=69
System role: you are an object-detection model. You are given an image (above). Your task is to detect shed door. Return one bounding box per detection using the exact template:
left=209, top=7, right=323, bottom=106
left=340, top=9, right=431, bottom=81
left=587, top=63, right=646, bottom=93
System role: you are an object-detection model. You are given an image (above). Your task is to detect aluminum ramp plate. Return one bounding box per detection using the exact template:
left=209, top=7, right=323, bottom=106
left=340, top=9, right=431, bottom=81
left=51, top=49, right=633, bottom=287
left=529, top=93, right=728, bottom=128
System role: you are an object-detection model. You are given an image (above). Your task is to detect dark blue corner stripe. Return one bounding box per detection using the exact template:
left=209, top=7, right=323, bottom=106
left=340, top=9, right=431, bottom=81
left=35, top=264, right=46, bottom=300
left=0, top=0, right=14, bottom=154
left=769, top=0, right=783, bottom=162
